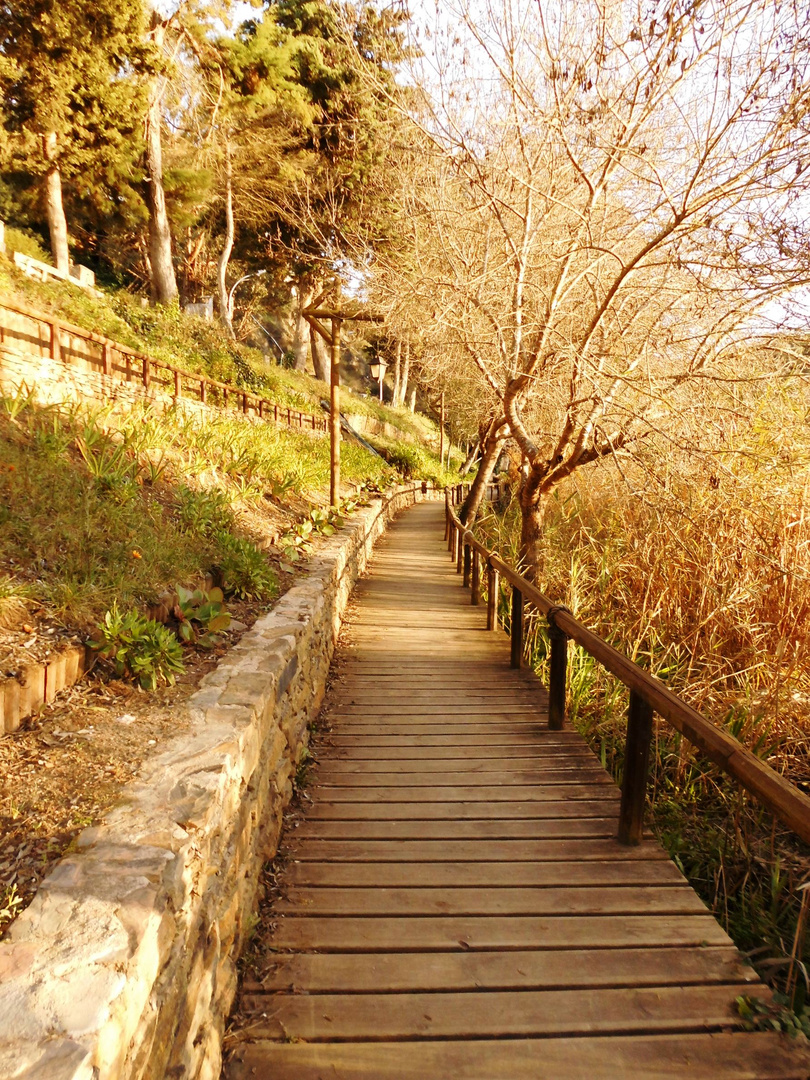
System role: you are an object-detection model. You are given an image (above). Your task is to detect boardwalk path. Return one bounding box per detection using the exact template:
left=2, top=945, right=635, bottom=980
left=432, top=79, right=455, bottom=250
left=226, top=501, right=810, bottom=1079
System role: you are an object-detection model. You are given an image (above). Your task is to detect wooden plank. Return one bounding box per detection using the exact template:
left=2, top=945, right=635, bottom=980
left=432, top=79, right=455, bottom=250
left=309, top=784, right=620, bottom=803
left=310, top=769, right=614, bottom=787
left=322, top=745, right=594, bottom=759
left=280, top=860, right=687, bottom=889
left=291, top=818, right=620, bottom=840
left=323, top=734, right=574, bottom=747
left=305, top=799, right=619, bottom=821
left=249, top=946, right=759, bottom=993
left=228, top=1033, right=810, bottom=1080
left=269, top=913, right=731, bottom=951
left=274, top=885, right=706, bottom=917
left=317, top=759, right=601, bottom=775
left=286, top=838, right=665, bottom=862
left=327, top=705, right=544, bottom=716
left=238, top=983, right=762, bottom=1041
left=324, top=722, right=553, bottom=735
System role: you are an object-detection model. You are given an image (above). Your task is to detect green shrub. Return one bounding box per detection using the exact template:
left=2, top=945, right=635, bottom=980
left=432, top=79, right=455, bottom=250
left=216, top=533, right=278, bottom=600
left=90, top=603, right=186, bottom=689
left=5, top=227, right=51, bottom=263
left=173, top=584, right=230, bottom=646
left=175, top=485, right=234, bottom=537
left=376, top=439, right=451, bottom=486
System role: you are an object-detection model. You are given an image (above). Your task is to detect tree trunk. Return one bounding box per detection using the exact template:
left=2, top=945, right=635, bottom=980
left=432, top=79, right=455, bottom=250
left=144, top=14, right=178, bottom=305
left=460, top=421, right=506, bottom=526
left=409, top=388, right=416, bottom=411
left=292, top=283, right=313, bottom=371
left=42, top=133, right=69, bottom=273
left=517, top=464, right=552, bottom=582
left=392, top=340, right=401, bottom=407
left=311, top=331, right=329, bottom=381
left=216, top=145, right=236, bottom=339
left=400, top=340, right=410, bottom=408
left=459, top=440, right=480, bottom=477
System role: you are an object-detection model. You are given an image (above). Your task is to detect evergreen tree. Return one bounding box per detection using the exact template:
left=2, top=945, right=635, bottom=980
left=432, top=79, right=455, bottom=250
left=0, top=0, right=151, bottom=272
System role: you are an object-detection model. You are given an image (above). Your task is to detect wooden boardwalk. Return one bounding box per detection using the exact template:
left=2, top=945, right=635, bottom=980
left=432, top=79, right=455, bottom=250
left=225, top=501, right=810, bottom=1079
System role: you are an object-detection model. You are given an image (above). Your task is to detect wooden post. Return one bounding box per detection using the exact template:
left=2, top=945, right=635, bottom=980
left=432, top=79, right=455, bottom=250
left=200, top=379, right=207, bottom=404
left=618, top=691, right=655, bottom=846
left=548, top=618, right=568, bottom=731
left=486, top=565, right=499, bottom=631
left=330, top=317, right=342, bottom=507
left=471, top=549, right=480, bottom=605
left=142, top=356, right=150, bottom=389
left=450, top=522, right=458, bottom=562
left=456, top=532, right=464, bottom=574
left=174, top=370, right=181, bottom=399
left=50, top=320, right=61, bottom=362
left=463, top=542, right=472, bottom=587
left=102, top=342, right=111, bottom=376
left=439, top=391, right=445, bottom=468
left=243, top=392, right=248, bottom=414
left=223, top=388, right=229, bottom=408
left=444, top=497, right=450, bottom=543
left=510, top=587, right=523, bottom=669
left=274, top=404, right=279, bottom=422
left=258, top=398, right=263, bottom=419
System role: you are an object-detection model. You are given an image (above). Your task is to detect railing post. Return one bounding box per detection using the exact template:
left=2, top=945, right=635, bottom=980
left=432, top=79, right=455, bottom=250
left=450, top=521, right=458, bottom=562
left=50, top=319, right=61, bottom=362
left=510, top=586, right=523, bottom=668
left=243, top=392, right=249, bottom=414
left=487, top=564, right=499, bottom=631
left=547, top=613, right=568, bottom=731
left=200, top=379, right=207, bottom=404
left=444, top=497, right=450, bottom=543
left=471, top=549, right=480, bottom=605
left=142, top=356, right=150, bottom=389
left=463, top=541, right=472, bottom=587
left=258, top=398, right=263, bottom=419
left=174, top=370, right=181, bottom=399
left=102, top=342, right=111, bottom=376
left=456, top=532, right=464, bottom=574
left=618, top=690, right=655, bottom=846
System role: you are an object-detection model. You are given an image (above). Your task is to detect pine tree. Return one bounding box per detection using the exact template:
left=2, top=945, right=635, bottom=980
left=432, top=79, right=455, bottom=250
left=0, top=0, right=151, bottom=272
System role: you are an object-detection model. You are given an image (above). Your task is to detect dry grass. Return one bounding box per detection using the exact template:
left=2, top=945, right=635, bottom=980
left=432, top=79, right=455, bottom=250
left=475, top=389, right=810, bottom=996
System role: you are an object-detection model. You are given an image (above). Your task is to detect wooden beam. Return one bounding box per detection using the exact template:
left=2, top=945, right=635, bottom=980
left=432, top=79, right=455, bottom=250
left=330, top=317, right=342, bottom=508
left=303, top=312, right=333, bottom=345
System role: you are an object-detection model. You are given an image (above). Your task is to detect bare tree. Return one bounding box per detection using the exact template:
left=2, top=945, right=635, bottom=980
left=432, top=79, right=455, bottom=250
left=367, top=0, right=810, bottom=577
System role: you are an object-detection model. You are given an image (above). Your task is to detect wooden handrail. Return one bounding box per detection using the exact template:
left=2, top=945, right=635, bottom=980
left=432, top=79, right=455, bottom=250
left=445, top=493, right=810, bottom=847
left=0, top=296, right=328, bottom=432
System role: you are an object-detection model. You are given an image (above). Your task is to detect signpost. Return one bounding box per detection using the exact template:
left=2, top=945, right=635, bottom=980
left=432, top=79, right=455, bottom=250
left=303, top=298, right=383, bottom=508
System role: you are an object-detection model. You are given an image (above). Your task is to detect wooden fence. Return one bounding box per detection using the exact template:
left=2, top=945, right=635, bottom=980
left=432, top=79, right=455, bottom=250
left=0, top=297, right=328, bottom=432
left=445, top=486, right=810, bottom=849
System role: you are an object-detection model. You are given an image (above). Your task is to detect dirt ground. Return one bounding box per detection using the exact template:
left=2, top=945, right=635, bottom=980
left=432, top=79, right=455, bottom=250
left=0, top=591, right=293, bottom=936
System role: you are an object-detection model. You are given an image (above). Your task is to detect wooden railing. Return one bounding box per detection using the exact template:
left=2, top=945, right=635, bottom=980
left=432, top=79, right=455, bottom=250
left=0, top=297, right=328, bottom=432
left=445, top=487, right=810, bottom=849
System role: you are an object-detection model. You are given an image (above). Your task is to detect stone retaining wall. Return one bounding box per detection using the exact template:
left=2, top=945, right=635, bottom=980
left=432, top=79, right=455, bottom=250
left=0, top=485, right=432, bottom=1080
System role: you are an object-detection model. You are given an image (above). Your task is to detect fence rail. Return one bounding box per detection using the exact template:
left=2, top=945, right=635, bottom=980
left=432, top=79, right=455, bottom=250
left=445, top=486, right=810, bottom=849
left=0, top=297, right=328, bottom=432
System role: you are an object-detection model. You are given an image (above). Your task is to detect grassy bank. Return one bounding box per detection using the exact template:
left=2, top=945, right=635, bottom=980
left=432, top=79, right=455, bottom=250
left=0, top=251, right=438, bottom=444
